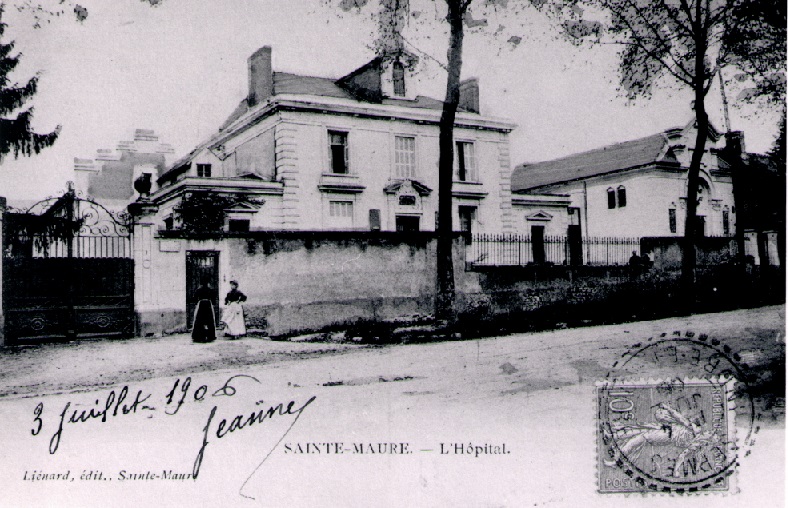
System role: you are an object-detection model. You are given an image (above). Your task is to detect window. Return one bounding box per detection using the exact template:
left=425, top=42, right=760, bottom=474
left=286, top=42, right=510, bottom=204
left=328, top=131, right=349, bottom=174
left=197, top=164, right=212, bottom=178
left=228, top=219, right=250, bottom=233
left=394, top=136, right=416, bottom=178
left=607, top=188, right=616, bottom=209
left=455, top=141, right=477, bottom=182
left=393, top=61, right=406, bottom=97
left=164, top=216, right=174, bottom=231
left=395, top=215, right=420, bottom=232
left=458, top=206, right=477, bottom=234
left=617, top=186, right=627, bottom=207
left=723, top=210, right=730, bottom=236
left=669, top=209, right=677, bottom=233
left=329, top=200, right=353, bottom=218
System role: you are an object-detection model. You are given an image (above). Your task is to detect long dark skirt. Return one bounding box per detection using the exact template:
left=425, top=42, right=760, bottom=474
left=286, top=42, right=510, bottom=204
left=192, top=300, right=216, bottom=343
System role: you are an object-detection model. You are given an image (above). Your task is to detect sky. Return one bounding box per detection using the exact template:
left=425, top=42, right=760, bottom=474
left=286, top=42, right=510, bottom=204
left=0, top=0, right=782, bottom=204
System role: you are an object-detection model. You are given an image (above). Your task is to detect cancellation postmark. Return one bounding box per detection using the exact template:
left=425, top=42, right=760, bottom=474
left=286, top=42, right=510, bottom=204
left=597, top=378, right=737, bottom=493
left=594, top=331, right=765, bottom=494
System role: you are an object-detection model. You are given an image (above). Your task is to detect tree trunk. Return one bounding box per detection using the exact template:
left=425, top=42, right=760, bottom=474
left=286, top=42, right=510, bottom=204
left=681, top=18, right=709, bottom=310
left=435, top=1, right=464, bottom=323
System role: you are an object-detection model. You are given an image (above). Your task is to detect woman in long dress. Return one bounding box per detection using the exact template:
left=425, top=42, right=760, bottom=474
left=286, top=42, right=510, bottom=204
left=222, top=280, right=247, bottom=338
left=192, top=281, right=216, bottom=343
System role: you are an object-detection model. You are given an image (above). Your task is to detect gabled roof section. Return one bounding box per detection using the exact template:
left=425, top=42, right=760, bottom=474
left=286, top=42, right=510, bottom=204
left=512, top=131, right=680, bottom=192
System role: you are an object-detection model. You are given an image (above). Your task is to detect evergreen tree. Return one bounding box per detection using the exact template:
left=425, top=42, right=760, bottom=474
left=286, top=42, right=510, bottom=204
left=0, top=5, right=59, bottom=161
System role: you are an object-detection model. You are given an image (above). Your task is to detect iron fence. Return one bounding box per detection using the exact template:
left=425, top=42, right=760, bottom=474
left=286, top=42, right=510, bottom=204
left=467, top=233, right=641, bottom=267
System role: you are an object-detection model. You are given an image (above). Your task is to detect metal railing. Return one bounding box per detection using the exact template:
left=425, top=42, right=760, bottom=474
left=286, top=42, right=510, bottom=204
left=467, top=233, right=640, bottom=267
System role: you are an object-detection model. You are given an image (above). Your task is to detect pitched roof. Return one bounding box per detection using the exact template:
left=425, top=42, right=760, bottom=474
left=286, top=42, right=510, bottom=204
left=217, top=71, right=459, bottom=132
left=162, top=57, right=478, bottom=182
left=511, top=132, right=678, bottom=192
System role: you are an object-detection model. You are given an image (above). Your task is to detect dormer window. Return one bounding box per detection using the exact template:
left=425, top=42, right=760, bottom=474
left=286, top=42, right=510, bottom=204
left=197, top=163, right=212, bottom=178
left=393, top=61, right=406, bottom=97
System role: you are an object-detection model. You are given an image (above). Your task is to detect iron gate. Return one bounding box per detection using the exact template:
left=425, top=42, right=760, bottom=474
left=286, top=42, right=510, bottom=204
left=2, top=189, right=134, bottom=343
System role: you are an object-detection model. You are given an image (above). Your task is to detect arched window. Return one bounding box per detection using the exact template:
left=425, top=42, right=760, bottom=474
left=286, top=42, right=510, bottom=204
left=607, top=188, right=616, bottom=209
left=617, top=186, right=627, bottom=207
left=393, top=61, right=406, bottom=97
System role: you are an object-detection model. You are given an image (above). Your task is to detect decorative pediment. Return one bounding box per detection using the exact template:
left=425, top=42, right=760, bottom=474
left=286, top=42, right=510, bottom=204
left=225, top=198, right=264, bottom=214
left=383, top=179, right=432, bottom=196
left=236, top=172, right=265, bottom=180
left=525, top=211, right=553, bottom=222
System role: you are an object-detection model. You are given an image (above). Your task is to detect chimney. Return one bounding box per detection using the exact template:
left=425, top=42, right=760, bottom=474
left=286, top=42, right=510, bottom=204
left=459, top=78, right=480, bottom=114
left=725, top=131, right=746, bottom=157
left=248, top=46, right=273, bottom=107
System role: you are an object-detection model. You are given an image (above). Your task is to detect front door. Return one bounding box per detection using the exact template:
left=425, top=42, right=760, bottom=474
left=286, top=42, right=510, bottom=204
left=695, top=216, right=706, bottom=237
left=186, top=251, right=219, bottom=327
left=531, top=225, right=546, bottom=264
left=395, top=215, right=420, bottom=232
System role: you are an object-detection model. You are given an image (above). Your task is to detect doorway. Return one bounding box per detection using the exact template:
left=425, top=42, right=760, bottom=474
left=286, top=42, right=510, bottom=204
left=186, top=251, right=220, bottom=327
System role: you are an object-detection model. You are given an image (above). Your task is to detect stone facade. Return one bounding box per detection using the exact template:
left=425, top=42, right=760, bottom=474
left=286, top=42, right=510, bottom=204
left=147, top=46, right=516, bottom=237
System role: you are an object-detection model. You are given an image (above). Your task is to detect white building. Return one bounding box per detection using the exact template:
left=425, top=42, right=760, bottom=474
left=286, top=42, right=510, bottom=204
left=511, top=121, right=737, bottom=239
left=148, top=46, right=517, bottom=235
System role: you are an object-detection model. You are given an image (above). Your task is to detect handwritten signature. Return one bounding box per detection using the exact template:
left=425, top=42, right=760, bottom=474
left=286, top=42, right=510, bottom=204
left=30, top=374, right=317, bottom=498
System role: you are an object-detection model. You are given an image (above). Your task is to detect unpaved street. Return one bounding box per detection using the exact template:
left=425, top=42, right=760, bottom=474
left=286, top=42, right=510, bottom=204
left=0, top=305, right=783, bottom=507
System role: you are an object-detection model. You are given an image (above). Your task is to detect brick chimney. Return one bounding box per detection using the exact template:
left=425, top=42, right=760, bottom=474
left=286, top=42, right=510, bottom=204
left=248, top=46, right=273, bottom=107
left=459, top=78, right=479, bottom=114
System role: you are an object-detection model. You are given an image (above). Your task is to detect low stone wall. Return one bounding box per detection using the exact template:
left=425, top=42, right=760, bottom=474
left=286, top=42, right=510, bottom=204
left=454, top=262, right=783, bottom=335
left=141, top=231, right=455, bottom=337
left=641, top=236, right=739, bottom=270
left=135, top=230, right=783, bottom=339
left=228, top=232, right=441, bottom=336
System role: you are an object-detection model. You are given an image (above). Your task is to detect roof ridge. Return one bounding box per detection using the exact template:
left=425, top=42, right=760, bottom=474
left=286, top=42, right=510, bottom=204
left=274, top=71, right=341, bottom=82
left=517, top=130, right=674, bottom=169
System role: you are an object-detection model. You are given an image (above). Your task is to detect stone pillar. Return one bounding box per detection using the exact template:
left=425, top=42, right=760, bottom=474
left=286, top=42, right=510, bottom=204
left=128, top=199, right=158, bottom=336
left=743, top=230, right=760, bottom=265
left=0, top=196, right=5, bottom=346
left=765, top=231, right=781, bottom=267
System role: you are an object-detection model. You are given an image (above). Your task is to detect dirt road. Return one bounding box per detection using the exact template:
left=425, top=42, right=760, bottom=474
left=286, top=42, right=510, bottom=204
left=0, top=305, right=783, bottom=507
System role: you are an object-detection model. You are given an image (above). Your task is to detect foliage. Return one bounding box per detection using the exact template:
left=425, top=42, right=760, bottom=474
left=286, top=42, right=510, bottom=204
left=6, top=210, right=84, bottom=257
left=0, top=5, right=59, bottom=160
left=172, top=192, right=237, bottom=234
left=172, top=192, right=263, bottom=234
left=770, top=109, right=785, bottom=169
left=722, top=0, right=786, bottom=106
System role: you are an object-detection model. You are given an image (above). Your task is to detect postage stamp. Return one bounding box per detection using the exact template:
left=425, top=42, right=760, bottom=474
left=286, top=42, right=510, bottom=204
left=597, top=377, right=737, bottom=493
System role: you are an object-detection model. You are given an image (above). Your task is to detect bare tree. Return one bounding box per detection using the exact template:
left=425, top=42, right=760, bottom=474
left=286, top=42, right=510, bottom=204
left=336, top=0, right=567, bottom=323
left=566, top=0, right=786, bottom=306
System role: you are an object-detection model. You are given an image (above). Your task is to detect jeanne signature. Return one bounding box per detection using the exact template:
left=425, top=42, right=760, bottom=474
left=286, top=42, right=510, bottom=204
left=193, top=395, right=316, bottom=479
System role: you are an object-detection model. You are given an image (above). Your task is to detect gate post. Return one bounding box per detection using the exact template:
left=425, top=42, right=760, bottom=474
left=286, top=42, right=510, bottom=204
left=128, top=199, right=158, bottom=336
left=0, top=196, right=5, bottom=346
